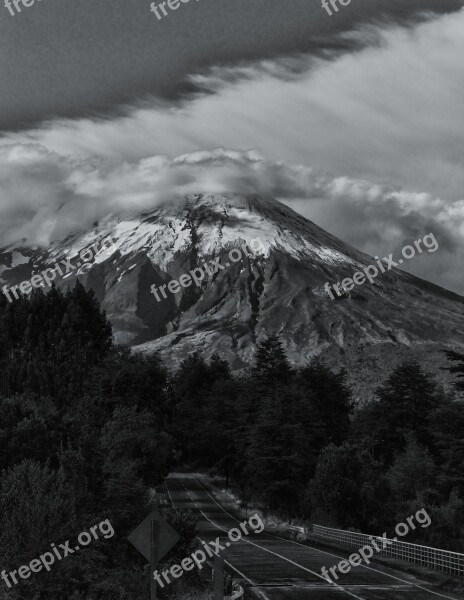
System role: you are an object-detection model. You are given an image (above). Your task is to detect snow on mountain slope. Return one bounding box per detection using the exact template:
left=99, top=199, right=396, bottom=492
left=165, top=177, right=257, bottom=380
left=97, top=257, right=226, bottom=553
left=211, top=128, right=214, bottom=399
left=1, top=192, right=464, bottom=398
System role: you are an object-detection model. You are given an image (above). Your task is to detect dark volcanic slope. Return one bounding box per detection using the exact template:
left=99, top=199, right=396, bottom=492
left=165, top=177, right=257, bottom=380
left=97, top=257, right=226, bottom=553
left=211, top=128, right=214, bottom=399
left=1, top=193, right=463, bottom=398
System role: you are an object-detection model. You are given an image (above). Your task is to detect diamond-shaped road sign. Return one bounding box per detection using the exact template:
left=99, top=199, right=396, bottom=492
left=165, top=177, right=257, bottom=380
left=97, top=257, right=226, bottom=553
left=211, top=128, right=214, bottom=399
left=128, top=511, right=180, bottom=562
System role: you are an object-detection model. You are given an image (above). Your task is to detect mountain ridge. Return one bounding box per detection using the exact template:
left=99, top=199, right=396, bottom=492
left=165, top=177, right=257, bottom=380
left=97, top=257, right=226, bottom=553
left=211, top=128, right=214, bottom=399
left=1, top=192, right=463, bottom=399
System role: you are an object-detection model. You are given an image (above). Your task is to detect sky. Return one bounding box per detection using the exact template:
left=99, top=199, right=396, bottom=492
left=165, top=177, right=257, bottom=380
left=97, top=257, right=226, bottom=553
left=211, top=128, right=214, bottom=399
left=1, top=0, right=464, bottom=293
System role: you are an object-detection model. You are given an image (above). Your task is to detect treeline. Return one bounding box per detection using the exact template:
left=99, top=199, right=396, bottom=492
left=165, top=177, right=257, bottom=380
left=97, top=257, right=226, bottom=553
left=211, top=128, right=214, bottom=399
left=0, top=284, right=177, bottom=600
left=171, top=337, right=464, bottom=551
left=1, top=285, right=464, bottom=600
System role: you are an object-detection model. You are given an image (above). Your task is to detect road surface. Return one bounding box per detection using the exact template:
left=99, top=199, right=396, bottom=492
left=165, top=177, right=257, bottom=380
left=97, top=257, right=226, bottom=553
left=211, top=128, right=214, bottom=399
left=163, top=473, right=464, bottom=600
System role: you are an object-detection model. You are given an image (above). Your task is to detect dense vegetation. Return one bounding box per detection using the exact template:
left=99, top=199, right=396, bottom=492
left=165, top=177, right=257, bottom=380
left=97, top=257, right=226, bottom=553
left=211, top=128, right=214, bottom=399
left=1, top=284, right=463, bottom=598
left=171, top=337, right=464, bottom=551
left=0, top=284, right=177, bottom=600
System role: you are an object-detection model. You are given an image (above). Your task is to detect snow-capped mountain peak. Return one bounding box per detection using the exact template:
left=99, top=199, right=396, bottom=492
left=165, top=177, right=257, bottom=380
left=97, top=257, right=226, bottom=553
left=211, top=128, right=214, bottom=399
left=1, top=192, right=464, bottom=399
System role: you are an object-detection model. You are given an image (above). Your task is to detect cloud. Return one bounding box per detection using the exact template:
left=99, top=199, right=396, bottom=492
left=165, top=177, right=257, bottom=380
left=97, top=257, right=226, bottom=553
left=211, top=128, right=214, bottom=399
left=0, top=143, right=463, bottom=295
left=0, top=11, right=464, bottom=293
left=5, top=9, right=464, bottom=200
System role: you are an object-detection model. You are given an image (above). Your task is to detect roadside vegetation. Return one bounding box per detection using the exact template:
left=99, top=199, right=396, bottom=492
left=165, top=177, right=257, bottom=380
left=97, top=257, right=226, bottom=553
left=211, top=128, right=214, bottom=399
left=0, top=284, right=175, bottom=599
left=1, top=284, right=463, bottom=598
left=171, top=338, right=464, bottom=552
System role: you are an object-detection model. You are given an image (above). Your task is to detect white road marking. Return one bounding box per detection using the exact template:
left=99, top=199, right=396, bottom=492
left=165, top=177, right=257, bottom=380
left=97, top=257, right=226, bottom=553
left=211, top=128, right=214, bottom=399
left=194, top=535, right=269, bottom=600
left=193, top=495, right=367, bottom=600
left=164, top=482, right=175, bottom=507
left=165, top=479, right=271, bottom=600
left=192, top=476, right=461, bottom=600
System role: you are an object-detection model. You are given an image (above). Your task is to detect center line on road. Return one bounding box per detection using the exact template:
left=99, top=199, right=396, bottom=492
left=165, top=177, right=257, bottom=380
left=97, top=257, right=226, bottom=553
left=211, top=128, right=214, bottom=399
left=192, top=476, right=461, bottom=600
left=194, top=498, right=367, bottom=600
left=172, top=476, right=366, bottom=600
left=165, top=479, right=271, bottom=600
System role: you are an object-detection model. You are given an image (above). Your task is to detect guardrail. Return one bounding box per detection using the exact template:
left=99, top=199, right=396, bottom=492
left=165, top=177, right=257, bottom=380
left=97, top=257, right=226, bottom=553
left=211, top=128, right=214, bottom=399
left=313, top=524, right=464, bottom=577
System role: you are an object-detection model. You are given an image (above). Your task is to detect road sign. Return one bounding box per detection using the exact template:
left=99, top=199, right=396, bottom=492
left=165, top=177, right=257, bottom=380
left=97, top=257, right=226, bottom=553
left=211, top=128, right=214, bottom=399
left=128, top=511, right=180, bottom=562
left=128, top=511, right=180, bottom=600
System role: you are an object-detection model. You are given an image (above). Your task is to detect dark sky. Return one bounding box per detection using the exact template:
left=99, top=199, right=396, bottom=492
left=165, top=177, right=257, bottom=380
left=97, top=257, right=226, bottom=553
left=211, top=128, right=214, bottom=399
left=1, top=0, right=464, bottom=294
left=0, top=0, right=461, bottom=130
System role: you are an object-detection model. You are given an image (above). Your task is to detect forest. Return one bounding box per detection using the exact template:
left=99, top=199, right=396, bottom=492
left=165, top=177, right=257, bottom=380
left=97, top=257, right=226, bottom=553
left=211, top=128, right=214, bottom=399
left=1, top=283, right=463, bottom=599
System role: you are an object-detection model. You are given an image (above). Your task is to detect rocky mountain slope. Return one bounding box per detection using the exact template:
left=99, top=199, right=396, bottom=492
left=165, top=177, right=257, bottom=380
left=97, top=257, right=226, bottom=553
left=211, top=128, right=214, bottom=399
left=1, top=193, right=463, bottom=399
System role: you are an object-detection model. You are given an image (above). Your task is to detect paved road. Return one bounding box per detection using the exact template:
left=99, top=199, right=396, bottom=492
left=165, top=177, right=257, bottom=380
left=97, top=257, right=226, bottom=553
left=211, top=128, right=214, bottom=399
left=164, top=473, right=464, bottom=600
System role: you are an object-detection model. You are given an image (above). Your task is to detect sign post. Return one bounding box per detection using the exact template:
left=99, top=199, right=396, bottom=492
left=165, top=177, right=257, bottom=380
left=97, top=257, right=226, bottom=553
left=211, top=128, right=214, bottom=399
left=128, top=511, right=180, bottom=600
left=151, top=519, right=157, bottom=600
left=213, top=555, right=224, bottom=600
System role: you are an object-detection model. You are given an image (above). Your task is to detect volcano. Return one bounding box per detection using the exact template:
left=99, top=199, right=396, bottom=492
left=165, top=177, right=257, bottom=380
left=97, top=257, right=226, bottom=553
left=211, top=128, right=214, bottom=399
left=1, top=193, right=464, bottom=399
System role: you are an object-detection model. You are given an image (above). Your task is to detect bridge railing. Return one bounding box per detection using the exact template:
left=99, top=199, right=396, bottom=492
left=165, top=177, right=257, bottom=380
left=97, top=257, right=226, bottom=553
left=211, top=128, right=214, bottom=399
left=312, top=524, right=464, bottom=576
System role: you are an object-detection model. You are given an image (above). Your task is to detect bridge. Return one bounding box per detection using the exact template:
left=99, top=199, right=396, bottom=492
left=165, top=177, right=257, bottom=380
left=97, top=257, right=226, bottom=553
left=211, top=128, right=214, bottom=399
left=164, top=472, right=463, bottom=600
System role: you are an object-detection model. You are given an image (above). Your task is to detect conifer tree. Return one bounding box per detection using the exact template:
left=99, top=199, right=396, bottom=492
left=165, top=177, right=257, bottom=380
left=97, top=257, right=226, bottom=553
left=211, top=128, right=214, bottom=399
left=252, top=335, right=292, bottom=387
left=444, top=349, right=464, bottom=394
left=430, top=398, right=464, bottom=496
left=297, top=359, right=352, bottom=448
left=245, top=386, right=304, bottom=513
left=357, top=362, right=439, bottom=464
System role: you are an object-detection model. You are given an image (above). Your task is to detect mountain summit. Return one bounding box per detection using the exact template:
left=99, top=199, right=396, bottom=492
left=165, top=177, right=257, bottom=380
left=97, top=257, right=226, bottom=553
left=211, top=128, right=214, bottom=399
left=1, top=193, right=464, bottom=397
